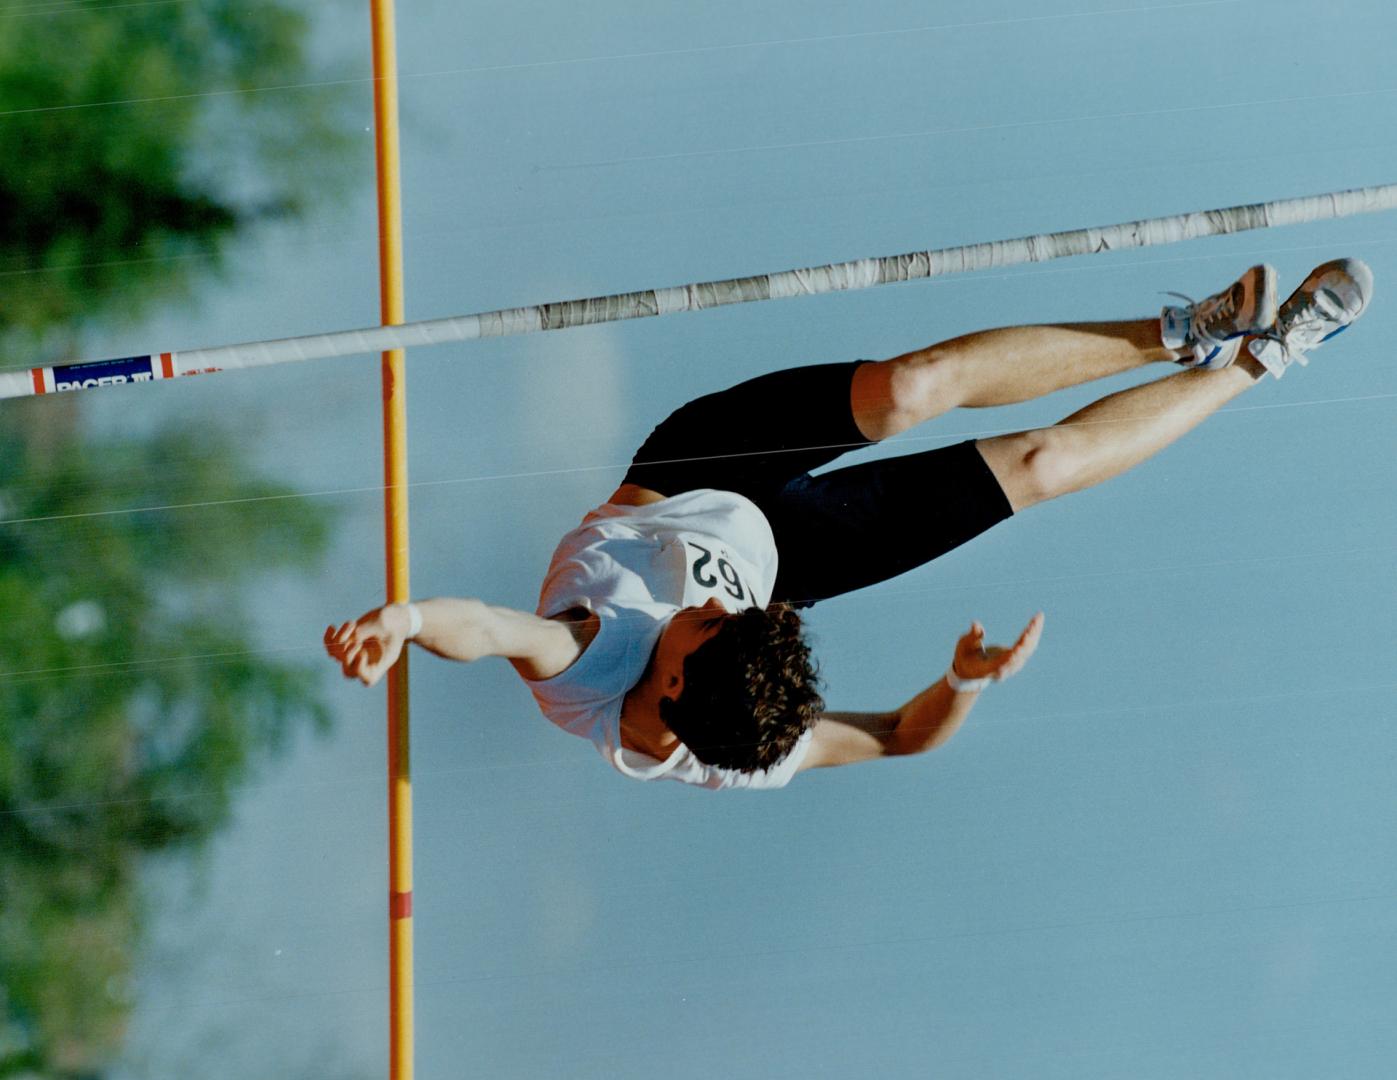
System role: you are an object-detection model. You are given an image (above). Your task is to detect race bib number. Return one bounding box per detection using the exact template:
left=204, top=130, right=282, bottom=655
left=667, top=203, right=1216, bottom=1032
left=686, top=542, right=750, bottom=603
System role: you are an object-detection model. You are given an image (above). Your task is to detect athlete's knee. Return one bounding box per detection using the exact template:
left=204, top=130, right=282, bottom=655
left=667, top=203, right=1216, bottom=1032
left=976, top=430, right=1076, bottom=511
left=851, top=350, right=961, bottom=440
left=894, top=346, right=968, bottom=414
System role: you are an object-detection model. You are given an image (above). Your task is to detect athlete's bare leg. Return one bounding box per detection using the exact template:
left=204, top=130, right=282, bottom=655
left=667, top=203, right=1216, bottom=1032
left=852, top=319, right=1176, bottom=441
left=976, top=350, right=1265, bottom=512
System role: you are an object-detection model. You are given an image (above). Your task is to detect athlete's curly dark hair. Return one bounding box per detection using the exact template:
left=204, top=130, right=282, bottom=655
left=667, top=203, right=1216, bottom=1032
left=658, top=604, right=824, bottom=773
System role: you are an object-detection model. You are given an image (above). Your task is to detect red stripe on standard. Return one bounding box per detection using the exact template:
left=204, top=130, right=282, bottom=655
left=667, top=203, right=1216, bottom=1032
left=390, top=890, right=412, bottom=920
left=160, top=353, right=174, bottom=379
left=31, top=368, right=45, bottom=395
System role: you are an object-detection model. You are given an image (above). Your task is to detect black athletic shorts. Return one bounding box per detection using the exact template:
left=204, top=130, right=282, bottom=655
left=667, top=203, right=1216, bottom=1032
left=623, top=360, right=1014, bottom=608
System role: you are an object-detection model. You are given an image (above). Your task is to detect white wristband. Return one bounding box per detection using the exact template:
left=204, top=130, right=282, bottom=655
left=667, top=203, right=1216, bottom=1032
left=946, top=666, right=992, bottom=693
left=405, top=602, right=423, bottom=640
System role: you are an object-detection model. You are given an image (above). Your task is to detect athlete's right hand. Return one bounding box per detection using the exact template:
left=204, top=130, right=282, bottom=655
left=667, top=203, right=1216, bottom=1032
left=324, top=604, right=411, bottom=687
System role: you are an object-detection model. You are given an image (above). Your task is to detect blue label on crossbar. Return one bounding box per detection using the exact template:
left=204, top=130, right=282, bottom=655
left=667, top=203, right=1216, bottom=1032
left=52, top=355, right=157, bottom=392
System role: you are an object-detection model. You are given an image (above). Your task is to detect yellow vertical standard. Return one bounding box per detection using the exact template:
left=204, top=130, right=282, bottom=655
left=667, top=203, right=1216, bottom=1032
left=369, top=1, right=413, bottom=1076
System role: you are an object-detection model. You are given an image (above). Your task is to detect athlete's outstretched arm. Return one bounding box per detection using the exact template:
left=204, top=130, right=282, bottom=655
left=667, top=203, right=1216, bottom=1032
left=324, top=599, right=596, bottom=686
left=799, top=613, right=1044, bottom=770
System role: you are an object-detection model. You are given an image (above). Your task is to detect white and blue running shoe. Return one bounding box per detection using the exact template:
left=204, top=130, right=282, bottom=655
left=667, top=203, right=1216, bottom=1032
left=1247, top=258, right=1374, bottom=378
left=1161, top=264, right=1278, bottom=370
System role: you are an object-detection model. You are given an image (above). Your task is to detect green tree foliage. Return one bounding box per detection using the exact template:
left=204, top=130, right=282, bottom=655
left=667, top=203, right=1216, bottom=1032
left=0, top=402, right=336, bottom=1075
left=0, top=2, right=353, bottom=1073
left=0, top=0, right=356, bottom=340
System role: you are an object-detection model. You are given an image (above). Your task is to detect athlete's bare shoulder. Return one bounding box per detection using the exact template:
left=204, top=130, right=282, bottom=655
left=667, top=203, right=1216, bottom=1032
left=607, top=483, right=667, bottom=507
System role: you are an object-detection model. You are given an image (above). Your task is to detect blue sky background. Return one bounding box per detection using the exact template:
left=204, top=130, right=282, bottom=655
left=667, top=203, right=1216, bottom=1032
left=25, top=0, right=1396, bottom=1076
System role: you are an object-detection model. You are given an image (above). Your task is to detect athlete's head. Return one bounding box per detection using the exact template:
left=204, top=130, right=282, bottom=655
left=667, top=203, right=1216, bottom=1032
left=657, top=600, right=823, bottom=773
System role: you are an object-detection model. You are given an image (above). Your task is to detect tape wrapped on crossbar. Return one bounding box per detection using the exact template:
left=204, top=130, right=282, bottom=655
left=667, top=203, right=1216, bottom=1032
left=4, top=182, right=1395, bottom=401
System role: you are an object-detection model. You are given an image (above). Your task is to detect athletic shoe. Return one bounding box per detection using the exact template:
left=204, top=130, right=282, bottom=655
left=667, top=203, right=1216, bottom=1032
left=1160, top=264, right=1279, bottom=370
left=1246, top=258, right=1374, bottom=378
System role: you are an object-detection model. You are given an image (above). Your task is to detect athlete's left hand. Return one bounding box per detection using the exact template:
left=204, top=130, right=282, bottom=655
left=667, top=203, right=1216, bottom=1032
left=952, top=612, right=1045, bottom=683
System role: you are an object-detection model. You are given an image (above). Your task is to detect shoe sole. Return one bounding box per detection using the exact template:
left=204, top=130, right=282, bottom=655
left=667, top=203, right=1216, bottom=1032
left=1279, top=258, right=1373, bottom=340
left=1243, top=263, right=1280, bottom=335
left=1196, top=264, right=1277, bottom=367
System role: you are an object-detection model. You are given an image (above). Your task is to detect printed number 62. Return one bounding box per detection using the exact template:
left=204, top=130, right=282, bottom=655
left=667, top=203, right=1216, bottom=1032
left=689, top=543, right=745, bottom=601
